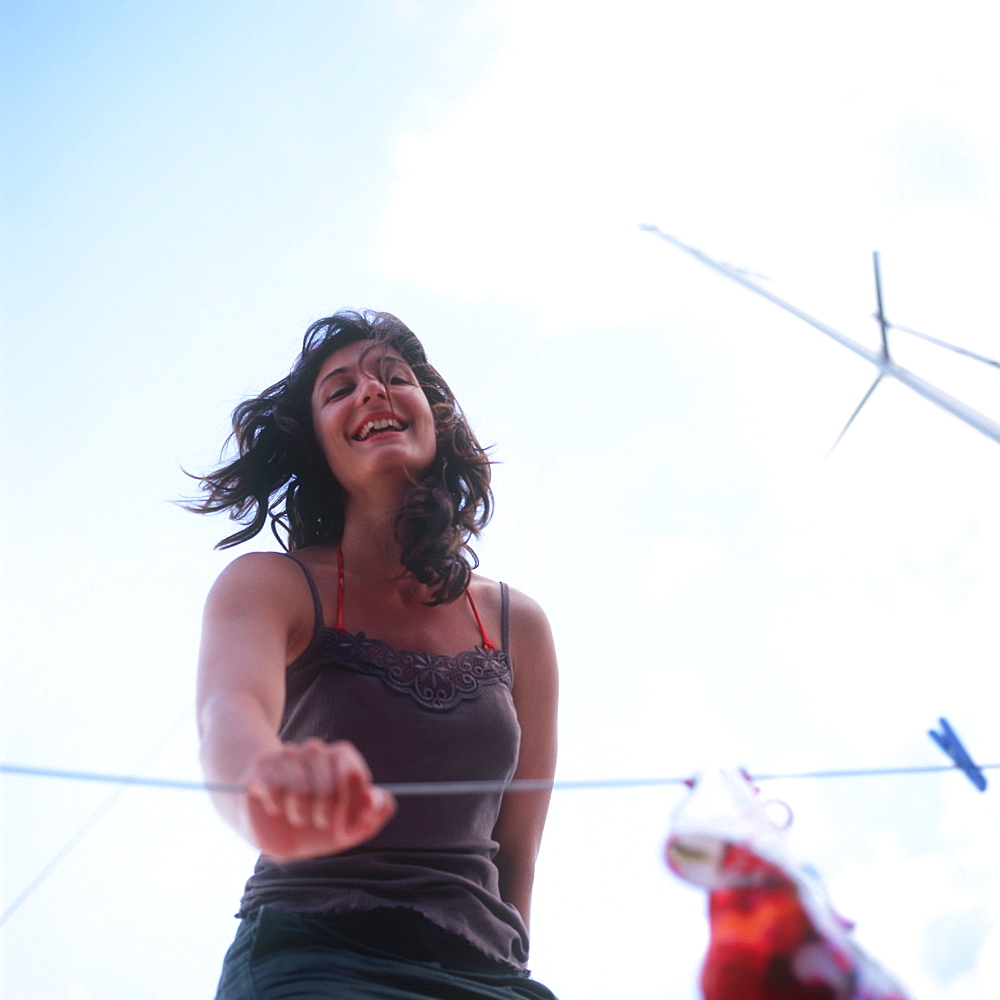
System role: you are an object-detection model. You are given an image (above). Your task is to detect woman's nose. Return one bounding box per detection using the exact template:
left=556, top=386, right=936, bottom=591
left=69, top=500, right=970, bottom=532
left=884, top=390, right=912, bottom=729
left=359, top=376, right=387, bottom=404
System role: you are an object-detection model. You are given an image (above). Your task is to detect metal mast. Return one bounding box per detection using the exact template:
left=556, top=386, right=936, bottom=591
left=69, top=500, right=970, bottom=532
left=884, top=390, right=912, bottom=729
left=641, top=225, right=1000, bottom=447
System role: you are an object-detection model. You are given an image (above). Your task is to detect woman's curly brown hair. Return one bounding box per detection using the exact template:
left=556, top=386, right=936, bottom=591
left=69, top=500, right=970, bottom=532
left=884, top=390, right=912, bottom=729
left=185, top=310, right=493, bottom=605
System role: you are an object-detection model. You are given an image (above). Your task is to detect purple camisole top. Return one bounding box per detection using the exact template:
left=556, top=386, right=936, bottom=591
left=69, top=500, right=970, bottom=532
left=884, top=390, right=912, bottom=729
left=236, top=555, right=529, bottom=970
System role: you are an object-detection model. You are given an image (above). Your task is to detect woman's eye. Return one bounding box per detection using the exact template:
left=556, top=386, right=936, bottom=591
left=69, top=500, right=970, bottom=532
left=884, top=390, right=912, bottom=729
left=326, top=385, right=351, bottom=401
left=389, top=376, right=410, bottom=386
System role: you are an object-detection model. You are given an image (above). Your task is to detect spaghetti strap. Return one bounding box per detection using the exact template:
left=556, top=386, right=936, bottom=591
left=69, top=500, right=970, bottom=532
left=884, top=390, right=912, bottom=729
left=279, top=553, right=325, bottom=648
left=465, top=588, right=496, bottom=651
left=500, top=582, right=510, bottom=653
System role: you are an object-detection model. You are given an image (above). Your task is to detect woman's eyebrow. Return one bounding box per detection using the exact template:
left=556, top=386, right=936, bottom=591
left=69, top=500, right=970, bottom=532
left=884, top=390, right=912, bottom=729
left=316, top=354, right=409, bottom=393
left=316, top=366, right=349, bottom=392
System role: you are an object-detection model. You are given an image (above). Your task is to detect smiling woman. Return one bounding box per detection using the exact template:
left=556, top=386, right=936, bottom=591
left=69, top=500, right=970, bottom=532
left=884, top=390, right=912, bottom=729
left=187, top=312, right=492, bottom=603
left=184, top=311, right=560, bottom=1000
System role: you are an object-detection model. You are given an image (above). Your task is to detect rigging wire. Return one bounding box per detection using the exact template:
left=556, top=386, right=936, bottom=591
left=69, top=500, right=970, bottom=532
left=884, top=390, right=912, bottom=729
left=0, top=713, right=189, bottom=930
left=886, top=320, right=1000, bottom=370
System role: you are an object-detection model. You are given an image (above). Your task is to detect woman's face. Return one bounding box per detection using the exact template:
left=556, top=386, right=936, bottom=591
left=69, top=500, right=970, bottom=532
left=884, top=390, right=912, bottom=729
left=310, top=339, right=437, bottom=494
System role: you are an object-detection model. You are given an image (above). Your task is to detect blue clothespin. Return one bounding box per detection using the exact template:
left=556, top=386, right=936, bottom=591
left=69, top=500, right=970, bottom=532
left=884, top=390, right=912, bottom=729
left=929, top=717, right=987, bottom=792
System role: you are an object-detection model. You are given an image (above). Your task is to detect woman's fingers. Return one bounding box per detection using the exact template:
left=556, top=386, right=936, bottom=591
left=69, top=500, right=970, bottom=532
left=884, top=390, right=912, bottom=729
left=305, top=742, right=333, bottom=831
left=247, top=744, right=311, bottom=826
left=242, top=740, right=395, bottom=859
left=245, top=749, right=299, bottom=818
left=296, top=738, right=337, bottom=830
left=357, top=785, right=397, bottom=838
left=323, top=742, right=385, bottom=841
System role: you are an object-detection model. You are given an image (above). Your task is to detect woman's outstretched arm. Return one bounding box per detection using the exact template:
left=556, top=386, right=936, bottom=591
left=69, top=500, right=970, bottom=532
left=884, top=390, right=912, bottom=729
left=196, top=553, right=395, bottom=859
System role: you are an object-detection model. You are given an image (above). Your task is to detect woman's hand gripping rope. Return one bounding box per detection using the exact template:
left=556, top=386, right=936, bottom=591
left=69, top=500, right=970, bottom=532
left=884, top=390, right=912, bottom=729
left=241, top=738, right=397, bottom=861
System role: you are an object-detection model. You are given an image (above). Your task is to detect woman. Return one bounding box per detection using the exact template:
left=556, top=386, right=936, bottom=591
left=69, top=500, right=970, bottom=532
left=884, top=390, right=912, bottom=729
left=190, top=311, right=559, bottom=999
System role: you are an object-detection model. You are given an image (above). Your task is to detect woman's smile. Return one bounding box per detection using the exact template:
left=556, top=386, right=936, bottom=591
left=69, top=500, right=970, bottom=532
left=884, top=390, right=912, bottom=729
left=353, top=415, right=407, bottom=441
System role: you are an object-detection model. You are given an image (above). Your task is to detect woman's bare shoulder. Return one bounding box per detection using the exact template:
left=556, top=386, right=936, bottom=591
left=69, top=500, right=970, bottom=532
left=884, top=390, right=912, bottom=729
left=207, top=551, right=311, bottom=612
left=470, top=573, right=549, bottom=612
left=470, top=574, right=554, bottom=659
left=203, top=551, right=319, bottom=659
left=495, top=579, right=551, bottom=631
left=493, top=580, right=558, bottom=727
left=213, top=549, right=298, bottom=582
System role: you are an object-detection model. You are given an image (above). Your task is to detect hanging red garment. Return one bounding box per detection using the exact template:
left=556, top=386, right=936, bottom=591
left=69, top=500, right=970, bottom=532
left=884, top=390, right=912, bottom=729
left=665, top=768, right=913, bottom=1000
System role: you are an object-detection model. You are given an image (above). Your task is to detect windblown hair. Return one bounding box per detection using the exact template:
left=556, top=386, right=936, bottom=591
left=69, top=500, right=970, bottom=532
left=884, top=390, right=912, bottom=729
left=185, top=310, right=493, bottom=605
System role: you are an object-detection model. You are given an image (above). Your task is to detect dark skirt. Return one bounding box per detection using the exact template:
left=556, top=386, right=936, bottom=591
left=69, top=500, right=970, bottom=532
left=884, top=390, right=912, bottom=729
left=214, top=907, right=560, bottom=1000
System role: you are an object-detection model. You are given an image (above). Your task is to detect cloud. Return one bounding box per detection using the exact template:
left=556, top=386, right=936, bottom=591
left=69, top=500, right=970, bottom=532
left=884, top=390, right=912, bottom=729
left=830, top=827, right=999, bottom=999
left=887, top=116, right=994, bottom=207
left=639, top=535, right=722, bottom=609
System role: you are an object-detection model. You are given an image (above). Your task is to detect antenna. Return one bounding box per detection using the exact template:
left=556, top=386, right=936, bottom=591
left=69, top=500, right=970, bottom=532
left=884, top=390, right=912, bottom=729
left=640, top=225, right=1000, bottom=448
left=873, top=250, right=890, bottom=358
left=827, top=251, right=890, bottom=454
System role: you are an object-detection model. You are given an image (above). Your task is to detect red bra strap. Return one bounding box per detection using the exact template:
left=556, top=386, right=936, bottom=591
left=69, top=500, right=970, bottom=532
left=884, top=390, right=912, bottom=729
left=466, top=589, right=496, bottom=651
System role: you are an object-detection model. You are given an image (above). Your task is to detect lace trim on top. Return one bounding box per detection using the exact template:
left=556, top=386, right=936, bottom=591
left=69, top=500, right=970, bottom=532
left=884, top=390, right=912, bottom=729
left=317, top=626, right=512, bottom=711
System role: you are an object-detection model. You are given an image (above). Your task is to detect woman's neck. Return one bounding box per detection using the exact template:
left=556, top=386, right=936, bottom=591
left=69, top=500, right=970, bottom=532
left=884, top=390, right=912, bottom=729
left=338, top=500, right=418, bottom=595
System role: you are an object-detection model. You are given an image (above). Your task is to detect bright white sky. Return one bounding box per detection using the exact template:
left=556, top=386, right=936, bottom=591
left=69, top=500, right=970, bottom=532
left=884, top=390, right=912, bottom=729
left=2, top=3, right=999, bottom=999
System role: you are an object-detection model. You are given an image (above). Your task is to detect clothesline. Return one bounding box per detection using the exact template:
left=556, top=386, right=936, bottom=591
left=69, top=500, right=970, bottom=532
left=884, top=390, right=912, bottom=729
left=2, top=760, right=997, bottom=797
